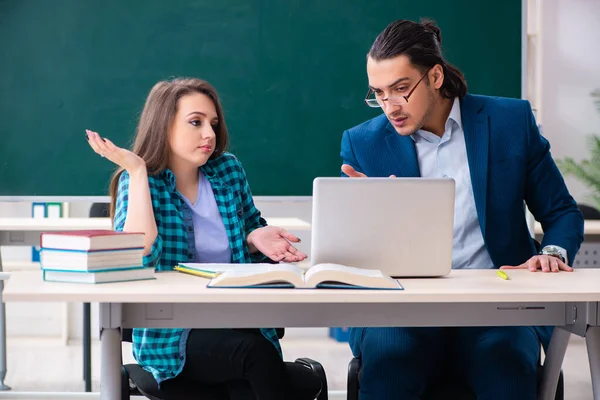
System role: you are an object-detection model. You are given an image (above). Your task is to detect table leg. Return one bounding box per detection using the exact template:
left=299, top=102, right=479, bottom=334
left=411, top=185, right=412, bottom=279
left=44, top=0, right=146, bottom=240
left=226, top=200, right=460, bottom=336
left=83, top=302, right=91, bottom=392
left=0, top=249, right=10, bottom=391
left=538, top=327, right=570, bottom=400
left=586, top=326, right=600, bottom=400
left=99, top=303, right=121, bottom=400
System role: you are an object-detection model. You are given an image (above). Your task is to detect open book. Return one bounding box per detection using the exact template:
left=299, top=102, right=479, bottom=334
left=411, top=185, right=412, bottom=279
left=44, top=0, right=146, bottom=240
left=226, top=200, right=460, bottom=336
left=176, top=263, right=402, bottom=290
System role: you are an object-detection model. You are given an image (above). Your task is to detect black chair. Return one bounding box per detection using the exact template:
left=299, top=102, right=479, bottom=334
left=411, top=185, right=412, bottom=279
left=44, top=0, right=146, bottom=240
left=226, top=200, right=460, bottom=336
left=89, top=202, right=110, bottom=219
left=347, top=352, right=563, bottom=400
left=578, top=203, right=600, bottom=220
left=121, top=328, right=328, bottom=400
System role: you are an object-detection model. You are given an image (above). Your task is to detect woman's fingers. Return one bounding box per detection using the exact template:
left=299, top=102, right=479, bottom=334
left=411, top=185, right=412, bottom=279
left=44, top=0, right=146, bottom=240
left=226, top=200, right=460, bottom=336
left=86, top=130, right=122, bottom=165
left=86, top=130, right=104, bottom=156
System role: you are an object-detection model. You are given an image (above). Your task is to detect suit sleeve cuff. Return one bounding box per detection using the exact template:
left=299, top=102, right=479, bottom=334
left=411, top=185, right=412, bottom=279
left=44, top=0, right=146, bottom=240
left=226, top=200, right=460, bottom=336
left=543, top=245, right=569, bottom=265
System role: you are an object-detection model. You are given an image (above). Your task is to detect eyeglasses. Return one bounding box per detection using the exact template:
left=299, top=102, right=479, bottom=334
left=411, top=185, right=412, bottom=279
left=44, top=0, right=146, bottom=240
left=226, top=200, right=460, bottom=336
left=364, top=68, right=431, bottom=108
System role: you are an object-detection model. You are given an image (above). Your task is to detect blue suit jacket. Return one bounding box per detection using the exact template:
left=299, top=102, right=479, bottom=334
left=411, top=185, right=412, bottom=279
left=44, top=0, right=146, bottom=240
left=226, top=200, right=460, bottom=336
left=341, top=94, right=584, bottom=348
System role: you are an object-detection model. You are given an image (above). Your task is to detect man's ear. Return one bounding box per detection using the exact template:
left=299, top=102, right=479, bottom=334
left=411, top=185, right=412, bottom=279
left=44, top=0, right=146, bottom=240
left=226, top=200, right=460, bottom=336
left=430, top=64, right=444, bottom=90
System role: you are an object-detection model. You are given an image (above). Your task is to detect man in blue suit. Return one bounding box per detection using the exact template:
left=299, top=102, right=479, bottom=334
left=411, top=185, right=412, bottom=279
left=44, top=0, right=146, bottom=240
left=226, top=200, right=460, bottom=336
left=341, top=19, right=584, bottom=400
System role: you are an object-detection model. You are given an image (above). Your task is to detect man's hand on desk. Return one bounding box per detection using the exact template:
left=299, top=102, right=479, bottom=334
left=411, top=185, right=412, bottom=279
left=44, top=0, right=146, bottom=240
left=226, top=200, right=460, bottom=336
left=342, top=164, right=396, bottom=178
left=500, top=255, right=573, bottom=273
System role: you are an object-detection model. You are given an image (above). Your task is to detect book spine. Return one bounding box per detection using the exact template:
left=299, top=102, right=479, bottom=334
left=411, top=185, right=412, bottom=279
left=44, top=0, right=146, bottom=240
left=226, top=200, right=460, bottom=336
left=40, top=247, right=144, bottom=253
left=41, top=266, right=146, bottom=273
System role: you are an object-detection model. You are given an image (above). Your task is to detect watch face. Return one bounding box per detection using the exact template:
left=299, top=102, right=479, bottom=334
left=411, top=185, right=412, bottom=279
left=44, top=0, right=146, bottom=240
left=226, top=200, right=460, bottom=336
left=541, top=246, right=564, bottom=262
left=543, top=246, right=560, bottom=253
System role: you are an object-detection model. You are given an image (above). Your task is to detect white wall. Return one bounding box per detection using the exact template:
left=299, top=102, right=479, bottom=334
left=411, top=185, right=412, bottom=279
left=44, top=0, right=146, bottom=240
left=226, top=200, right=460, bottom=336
left=540, top=0, right=600, bottom=204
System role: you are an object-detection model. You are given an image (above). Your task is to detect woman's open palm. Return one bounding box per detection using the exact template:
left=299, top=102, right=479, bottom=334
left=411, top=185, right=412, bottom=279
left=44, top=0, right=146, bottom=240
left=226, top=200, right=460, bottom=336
left=86, top=129, right=145, bottom=172
left=247, top=226, right=307, bottom=263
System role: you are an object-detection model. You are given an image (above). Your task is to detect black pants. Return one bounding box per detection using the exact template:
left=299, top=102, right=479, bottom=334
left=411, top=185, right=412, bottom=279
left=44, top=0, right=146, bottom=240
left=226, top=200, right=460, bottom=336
left=161, top=328, right=310, bottom=400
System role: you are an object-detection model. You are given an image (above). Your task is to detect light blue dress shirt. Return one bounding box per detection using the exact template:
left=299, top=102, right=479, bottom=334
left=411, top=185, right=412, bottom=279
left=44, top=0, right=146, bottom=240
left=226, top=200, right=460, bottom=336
left=411, top=98, right=567, bottom=268
left=411, top=98, right=495, bottom=269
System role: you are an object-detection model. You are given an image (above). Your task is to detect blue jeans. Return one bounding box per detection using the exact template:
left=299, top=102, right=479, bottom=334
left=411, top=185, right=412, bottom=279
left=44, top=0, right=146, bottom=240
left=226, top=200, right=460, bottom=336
left=349, top=326, right=540, bottom=400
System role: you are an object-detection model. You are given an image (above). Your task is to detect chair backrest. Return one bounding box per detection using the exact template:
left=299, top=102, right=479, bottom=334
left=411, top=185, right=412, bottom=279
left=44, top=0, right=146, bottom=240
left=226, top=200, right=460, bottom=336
left=122, top=328, right=134, bottom=343
left=574, top=242, right=600, bottom=268
left=575, top=204, right=600, bottom=268
left=578, top=203, right=600, bottom=220
left=89, top=202, right=110, bottom=218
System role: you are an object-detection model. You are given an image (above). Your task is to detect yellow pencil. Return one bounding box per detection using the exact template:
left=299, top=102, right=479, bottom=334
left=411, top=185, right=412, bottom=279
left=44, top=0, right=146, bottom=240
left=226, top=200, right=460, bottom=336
left=174, top=265, right=219, bottom=279
left=496, top=270, right=509, bottom=280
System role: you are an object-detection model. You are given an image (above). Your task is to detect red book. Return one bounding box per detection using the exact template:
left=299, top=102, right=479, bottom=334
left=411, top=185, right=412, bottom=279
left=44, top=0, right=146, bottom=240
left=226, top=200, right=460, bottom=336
left=40, top=230, right=144, bottom=251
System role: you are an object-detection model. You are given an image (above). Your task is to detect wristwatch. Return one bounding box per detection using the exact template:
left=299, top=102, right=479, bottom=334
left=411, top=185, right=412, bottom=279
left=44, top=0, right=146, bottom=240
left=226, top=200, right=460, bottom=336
left=539, top=245, right=565, bottom=263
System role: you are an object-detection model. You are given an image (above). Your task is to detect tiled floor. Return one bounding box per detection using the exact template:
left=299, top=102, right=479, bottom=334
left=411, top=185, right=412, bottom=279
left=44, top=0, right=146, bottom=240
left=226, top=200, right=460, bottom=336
left=0, top=334, right=593, bottom=398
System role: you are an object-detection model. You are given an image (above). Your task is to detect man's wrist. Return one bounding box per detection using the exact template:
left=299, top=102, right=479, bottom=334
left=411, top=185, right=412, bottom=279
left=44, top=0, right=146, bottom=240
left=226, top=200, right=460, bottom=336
left=539, top=245, right=568, bottom=264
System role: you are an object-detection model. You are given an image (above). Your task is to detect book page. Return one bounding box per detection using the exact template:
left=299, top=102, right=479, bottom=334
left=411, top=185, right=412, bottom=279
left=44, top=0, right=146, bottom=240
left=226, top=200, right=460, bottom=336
left=305, top=263, right=400, bottom=289
left=178, top=263, right=296, bottom=274
left=305, top=263, right=387, bottom=280
left=207, top=264, right=305, bottom=288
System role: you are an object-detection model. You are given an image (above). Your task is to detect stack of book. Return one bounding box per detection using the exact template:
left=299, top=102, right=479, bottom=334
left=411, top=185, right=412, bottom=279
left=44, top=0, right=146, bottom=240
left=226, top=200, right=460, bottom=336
left=40, top=230, right=154, bottom=283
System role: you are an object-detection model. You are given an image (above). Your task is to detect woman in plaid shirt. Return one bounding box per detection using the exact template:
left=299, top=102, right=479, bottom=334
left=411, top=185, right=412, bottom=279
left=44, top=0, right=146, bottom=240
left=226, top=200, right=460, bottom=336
left=86, top=78, right=308, bottom=399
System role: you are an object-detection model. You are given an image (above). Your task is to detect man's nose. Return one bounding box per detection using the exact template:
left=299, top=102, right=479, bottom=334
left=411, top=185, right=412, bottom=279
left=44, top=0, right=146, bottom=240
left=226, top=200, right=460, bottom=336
left=384, top=102, right=403, bottom=115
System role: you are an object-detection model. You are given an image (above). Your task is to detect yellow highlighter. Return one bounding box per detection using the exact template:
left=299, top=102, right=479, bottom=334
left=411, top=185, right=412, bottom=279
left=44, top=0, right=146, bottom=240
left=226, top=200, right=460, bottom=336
left=496, top=270, right=509, bottom=280
left=174, top=265, right=220, bottom=279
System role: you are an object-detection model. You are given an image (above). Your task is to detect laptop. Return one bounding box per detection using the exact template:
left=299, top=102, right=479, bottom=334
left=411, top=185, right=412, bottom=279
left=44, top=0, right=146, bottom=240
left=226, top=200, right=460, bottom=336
left=310, top=177, right=455, bottom=278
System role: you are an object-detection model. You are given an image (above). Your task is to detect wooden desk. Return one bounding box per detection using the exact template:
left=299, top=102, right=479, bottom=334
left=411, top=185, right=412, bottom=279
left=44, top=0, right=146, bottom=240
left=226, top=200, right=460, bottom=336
left=0, top=216, right=594, bottom=398
left=4, top=269, right=600, bottom=400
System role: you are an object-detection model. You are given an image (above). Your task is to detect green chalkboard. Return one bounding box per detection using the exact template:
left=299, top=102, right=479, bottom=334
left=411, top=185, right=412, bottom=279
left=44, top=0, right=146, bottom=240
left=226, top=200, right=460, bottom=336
left=0, top=0, right=522, bottom=196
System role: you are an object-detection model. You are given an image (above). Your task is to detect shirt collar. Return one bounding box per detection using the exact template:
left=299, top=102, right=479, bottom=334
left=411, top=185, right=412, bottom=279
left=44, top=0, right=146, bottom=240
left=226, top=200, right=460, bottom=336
left=411, top=97, right=461, bottom=143
left=163, top=169, right=177, bottom=190
left=448, top=96, right=462, bottom=131
left=161, top=160, right=221, bottom=192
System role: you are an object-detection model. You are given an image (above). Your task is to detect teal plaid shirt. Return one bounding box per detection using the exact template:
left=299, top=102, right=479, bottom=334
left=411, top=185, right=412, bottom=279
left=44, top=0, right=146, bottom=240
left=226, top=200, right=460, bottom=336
left=113, top=153, right=281, bottom=385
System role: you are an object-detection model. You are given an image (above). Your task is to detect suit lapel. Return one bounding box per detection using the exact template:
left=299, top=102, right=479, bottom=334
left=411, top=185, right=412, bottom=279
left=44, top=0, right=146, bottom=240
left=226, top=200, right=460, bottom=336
left=384, top=123, right=420, bottom=177
left=461, top=95, right=490, bottom=236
